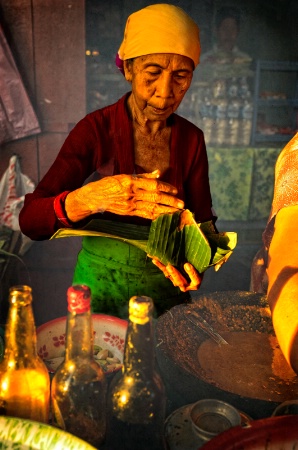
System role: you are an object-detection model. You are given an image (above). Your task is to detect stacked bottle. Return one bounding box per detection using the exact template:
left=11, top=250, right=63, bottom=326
left=197, top=76, right=253, bottom=146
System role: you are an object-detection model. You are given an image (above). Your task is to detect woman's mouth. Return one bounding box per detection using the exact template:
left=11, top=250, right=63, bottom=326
left=150, top=105, right=170, bottom=114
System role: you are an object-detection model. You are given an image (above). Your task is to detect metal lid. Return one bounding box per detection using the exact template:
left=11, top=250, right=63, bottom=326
left=190, top=399, right=241, bottom=440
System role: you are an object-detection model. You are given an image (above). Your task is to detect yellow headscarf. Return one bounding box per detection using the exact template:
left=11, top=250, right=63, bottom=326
left=116, top=4, right=200, bottom=72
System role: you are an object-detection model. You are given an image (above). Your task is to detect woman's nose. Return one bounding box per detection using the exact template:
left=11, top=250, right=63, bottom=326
left=156, top=73, right=173, bottom=98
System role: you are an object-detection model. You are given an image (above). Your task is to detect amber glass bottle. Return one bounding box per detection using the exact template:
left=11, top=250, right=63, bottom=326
left=105, top=296, right=166, bottom=450
left=0, top=285, right=50, bottom=422
left=51, top=284, right=107, bottom=448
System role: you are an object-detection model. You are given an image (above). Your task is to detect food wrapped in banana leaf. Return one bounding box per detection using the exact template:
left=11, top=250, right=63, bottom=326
left=51, top=209, right=237, bottom=273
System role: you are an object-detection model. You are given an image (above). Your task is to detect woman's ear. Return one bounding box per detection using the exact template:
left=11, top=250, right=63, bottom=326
left=123, top=60, right=133, bottom=82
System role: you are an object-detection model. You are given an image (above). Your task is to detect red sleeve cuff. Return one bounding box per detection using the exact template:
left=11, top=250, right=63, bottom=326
left=53, top=191, right=73, bottom=227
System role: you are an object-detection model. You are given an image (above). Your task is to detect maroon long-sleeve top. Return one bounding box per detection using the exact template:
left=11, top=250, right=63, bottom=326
left=19, top=93, right=214, bottom=240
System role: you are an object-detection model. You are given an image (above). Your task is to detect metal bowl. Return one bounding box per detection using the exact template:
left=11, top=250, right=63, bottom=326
left=190, top=399, right=241, bottom=441
left=156, top=290, right=298, bottom=419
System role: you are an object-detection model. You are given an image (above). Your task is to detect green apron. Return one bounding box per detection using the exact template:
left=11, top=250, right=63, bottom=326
left=72, top=233, right=190, bottom=319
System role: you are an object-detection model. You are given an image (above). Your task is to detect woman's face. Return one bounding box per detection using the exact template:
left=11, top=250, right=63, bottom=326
left=124, top=53, right=193, bottom=123
left=217, top=17, right=239, bottom=52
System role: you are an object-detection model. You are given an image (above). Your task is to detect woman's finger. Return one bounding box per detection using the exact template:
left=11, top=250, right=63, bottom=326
left=184, top=263, right=202, bottom=286
left=151, top=258, right=167, bottom=275
left=151, top=259, right=202, bottom=292
left=140, top=169, right=161, bottom=179
left=151, top=259, right=184, bottom=288
left=166, top=265, right=188, bottom=290
left=134, top=191, right=184, bottom=209
left=132, top=176, right=178, bottom=195
left=132, top=202, right=182, bottom=220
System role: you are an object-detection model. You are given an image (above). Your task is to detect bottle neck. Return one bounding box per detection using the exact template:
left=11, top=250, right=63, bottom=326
left=65, top=310, right=93, bottom=360
left=123, top=318, right=155, bottom=375
left=5, top=302, right=37, bottom=360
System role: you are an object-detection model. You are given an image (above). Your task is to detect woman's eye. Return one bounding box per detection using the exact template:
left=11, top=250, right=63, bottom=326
left=175, top=73, right=191, bottom=82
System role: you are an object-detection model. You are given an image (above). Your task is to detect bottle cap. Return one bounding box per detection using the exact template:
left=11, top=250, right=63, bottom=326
left=67, top=285, right=91, bottom=314
left=129, top=296, right=153, bottom=324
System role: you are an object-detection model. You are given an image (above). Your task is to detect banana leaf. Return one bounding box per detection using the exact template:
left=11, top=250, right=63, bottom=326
left=51, top=219, right=148, bottom=252
left=146, top=210, right=237, bottom=273
left=51, top=210, right=237, bottom=273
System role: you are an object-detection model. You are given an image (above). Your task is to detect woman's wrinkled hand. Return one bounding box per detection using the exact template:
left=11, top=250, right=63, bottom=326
left=151, top=258, right=203, bottom=292
left=65, top=170, right=184, bottom=222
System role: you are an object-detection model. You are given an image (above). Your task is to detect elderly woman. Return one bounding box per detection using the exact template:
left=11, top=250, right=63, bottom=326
left=19, top=4, right=215, bottom=318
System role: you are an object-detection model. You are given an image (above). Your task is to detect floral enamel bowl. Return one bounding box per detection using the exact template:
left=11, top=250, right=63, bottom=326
left=36, top=314, right=128, bottom=375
